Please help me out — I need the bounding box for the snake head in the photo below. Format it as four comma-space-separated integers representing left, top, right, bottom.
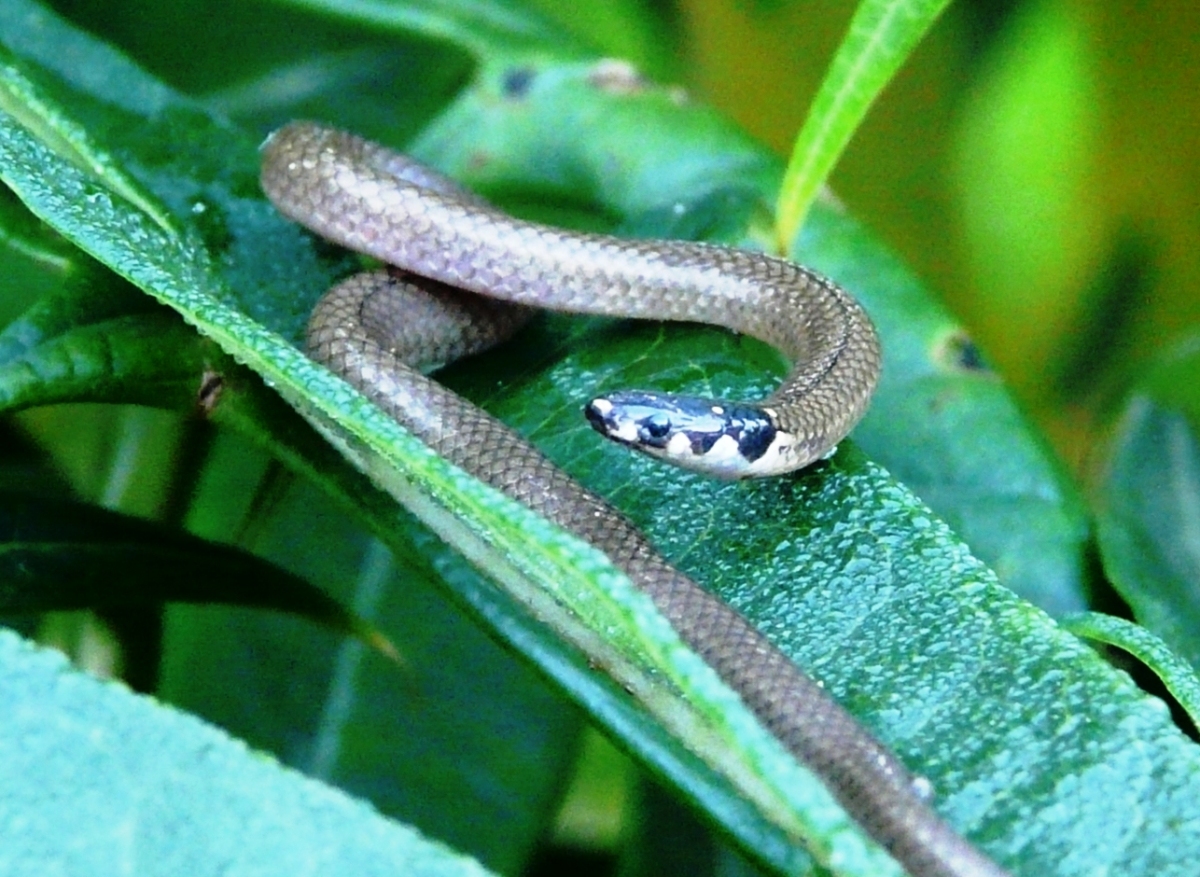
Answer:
585, 391, 785, 479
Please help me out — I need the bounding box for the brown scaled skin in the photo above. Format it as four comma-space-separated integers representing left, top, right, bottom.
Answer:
261, 121, 1012, 877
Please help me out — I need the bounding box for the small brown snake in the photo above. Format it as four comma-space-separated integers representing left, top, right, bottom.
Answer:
260, 121, 1012, 877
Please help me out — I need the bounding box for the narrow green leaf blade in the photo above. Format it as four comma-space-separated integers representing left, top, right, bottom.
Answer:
1062, 612, 1200, 731
0, 281, 210, 415
776, 0, 953, 248
0, 489, 387, 649
265, 0, 577, 58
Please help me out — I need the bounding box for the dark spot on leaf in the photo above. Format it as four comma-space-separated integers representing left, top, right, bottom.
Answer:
502, 67, 536, 98
936, 329, 993, 375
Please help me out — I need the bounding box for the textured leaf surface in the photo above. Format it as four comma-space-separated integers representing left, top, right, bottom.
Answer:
0, 5, 580, 872
412, 51, 1089, 614
800, 210, 1089, 615
0, 628, 494, 877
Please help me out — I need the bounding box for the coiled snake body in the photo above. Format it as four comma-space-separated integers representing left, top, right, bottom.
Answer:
261, 121, 1010, 877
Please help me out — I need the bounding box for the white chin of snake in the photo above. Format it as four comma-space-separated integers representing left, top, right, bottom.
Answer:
658, 430, 805, 480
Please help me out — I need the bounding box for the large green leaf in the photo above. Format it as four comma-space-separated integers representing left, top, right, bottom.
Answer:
1, 2, 1194, 877
800, 210, 1090, 616
159, 474, 584, 874
0, 5, 582, 872
0, 8, 872, 873
0, 627, 494, 877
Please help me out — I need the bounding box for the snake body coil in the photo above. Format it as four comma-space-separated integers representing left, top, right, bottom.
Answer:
261, 121, 1011, 877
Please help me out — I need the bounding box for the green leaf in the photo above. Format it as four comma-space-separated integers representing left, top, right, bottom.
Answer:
776, 0, 954, 248
0, 627, 495, 877
0, 127, 578, 870
949, 0, 1102, 394
1092, 335, 1200, 673
410, 45, 1089, 614
524, 0, 679, 79
0, 275, 211, 414
1061, 612, 1200, 731
798, 209, 1090, 615
0, 8, 841, 873
0, 184, 79, 277
2, 3, 1195, 877
0, 489, 389, 647
159, 482, 583, 874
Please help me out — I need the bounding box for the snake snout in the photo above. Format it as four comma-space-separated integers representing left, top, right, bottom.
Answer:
585, 391, 687, 450
584, 396, 636, 445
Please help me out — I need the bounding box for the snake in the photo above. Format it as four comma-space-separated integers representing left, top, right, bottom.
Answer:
260, 121, 1011, 877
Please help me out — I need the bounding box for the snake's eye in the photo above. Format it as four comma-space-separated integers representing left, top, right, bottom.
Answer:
640, 412, 672, 441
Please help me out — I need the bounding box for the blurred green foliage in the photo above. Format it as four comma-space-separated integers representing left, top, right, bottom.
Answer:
686, 0, 1199, 463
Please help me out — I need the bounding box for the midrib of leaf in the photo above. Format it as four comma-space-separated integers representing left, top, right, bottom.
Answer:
0, 51, 177, 235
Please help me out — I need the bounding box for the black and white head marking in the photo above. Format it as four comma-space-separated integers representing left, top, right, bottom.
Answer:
585, 391, 802, 478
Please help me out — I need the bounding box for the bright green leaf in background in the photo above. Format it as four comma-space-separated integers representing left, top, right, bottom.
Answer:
1, 1, 1198, 876
950, 0, 1103, 405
